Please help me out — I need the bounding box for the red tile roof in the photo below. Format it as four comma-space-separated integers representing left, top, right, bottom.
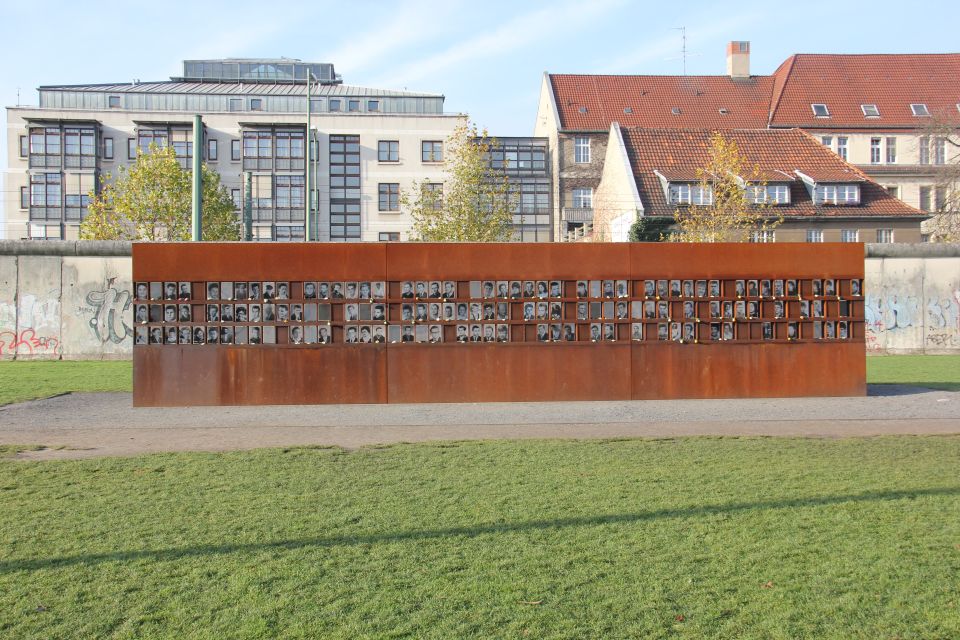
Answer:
619, 128, 926, 219
768, 54, 960, 128
550, 75, 773, 130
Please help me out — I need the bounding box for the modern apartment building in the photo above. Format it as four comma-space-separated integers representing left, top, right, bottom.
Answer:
535, 43, 959, 241
5, 58, 463, 241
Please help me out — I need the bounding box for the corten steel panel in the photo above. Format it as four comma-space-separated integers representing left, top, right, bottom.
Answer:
387, 343, 632, 403
629, 242, 864, 279
630, 342, 866, 400
133, 242, 387, 281
134, 346, 387, 406
387, 242, 632, 280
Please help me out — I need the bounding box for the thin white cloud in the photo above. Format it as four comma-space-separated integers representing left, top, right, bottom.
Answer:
368, 0, 628, 88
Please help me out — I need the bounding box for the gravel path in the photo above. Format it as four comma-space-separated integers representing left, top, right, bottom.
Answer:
1, 385, 957, 459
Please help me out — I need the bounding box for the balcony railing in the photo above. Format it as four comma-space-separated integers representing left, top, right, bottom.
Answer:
563, 207, 594, 223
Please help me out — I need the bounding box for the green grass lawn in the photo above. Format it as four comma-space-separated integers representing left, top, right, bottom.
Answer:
0, 355, 957, 406
1, 437, 959, 639
866, 354, 960, 391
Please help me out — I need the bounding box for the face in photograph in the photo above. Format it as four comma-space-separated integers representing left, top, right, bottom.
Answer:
682, 280, 693, 298
291, 304, 303, 321
709, 301, 720, 319
220, 327, 234, 344
415, 304, 428, 321
723, 322, 734, 340
497, 282, 509, 298
658, 323, 669, 340
345, 327, 359, 343
812, 279, 822, 297
813, 300, 823, 317
550, 303, 562, 320
786, 280, 797, 297
401, 282, 414, 299
483, 325, 495, 342
206, 282, 220, 301
603, 323, 616, 341
206, 304, 219, 322
656, 280, 668, 298
851, 279, 861, 296
373, 304, 386, 321
722, 301, 733, 319
274, 283, 288, 300
483, 303, 495, 320
164, 282, 177, 300
248, 326, 262, 344
773, 280, 784, 298
304, 282, 317, 299
457, 303, 468, 321
497, 324, 510, 343
537, 324, 550, 342
747, 301, 758, 318
135, 327, 148, 345
773, 301, 784, 318
658, 301, 669, 319
735, 301, 746, 319
536, 281, 549, 299
787, 323, 798, 340
509, 282, 522, 299
670, 280, 681, 297
839, 321, 848, 339
178, 282, 191, 300
576, 281, 589, 298
345, 282, 358, 299
430, 303, 442, 321
550, 324, 562, 341
372, 282, 386, 299
825, 279, 836, 296
470, 303, 482, 321
470, 325, 483, 342
178, 305, 191, 322
682, 323, 695, 342
632, 323, 643, 341
315, 282, 330, 300
359, 282, 372, 299
148, 327, 163, 344
615, 280, 628, 298
318, 326, 331, 344
221, 304, 234, 322
135, 304, 149, 324
373, 326, 386, 343
537, 302, 548, 320
443, 281, 457, 299
262, 282, 276, 300
497, 303, 509, 321
249, 304, 262, 322
735, 280, 745, 297
401, 304, 413, 322
235, 305, 248, 322
695, 280, 707, 298
590, 324, 601, 341
683, 301, 695, 319
165, 327, 178, 344
331, 283, 344, 299
760, 280, 771, 297
563, 324, 576, 342
644, 280, 655, 298
709, 280, 720, 297
456, 325, 469, 342
193, 327, 206, 344
799, 301, 809, 318
644, 301, 655, 319
247, 282, 260, 300
825, 321, 835, 338
523, 303, 535, 321
359, 326, 372, 343
523, 281, 535, 298
747, 280, 758, 297
616, 301, 628, 319
429, 282, 442, 299
710, 323, 720, 341
483, 281, 495, 298
602, 280, 614, 299
550, 281, 563, 298
577, 303, 588, 321
135, 282, 149, 300
207, 327, 219, 344
670, 323, 681, 341
263, 304, 276, 321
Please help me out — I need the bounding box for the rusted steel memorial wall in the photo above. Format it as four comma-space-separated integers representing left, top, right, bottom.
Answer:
132, 242, 866, 406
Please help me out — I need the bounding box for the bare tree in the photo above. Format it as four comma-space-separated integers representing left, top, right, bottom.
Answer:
917, 114, 960, 242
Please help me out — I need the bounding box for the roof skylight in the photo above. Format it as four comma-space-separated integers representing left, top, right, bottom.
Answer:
911, 103, 930, 116
811, 103, 830, 117
861, 104, 879, 117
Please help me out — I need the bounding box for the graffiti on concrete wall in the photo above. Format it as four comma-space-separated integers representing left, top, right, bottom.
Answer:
80, 277, 133, 344
865, 284, 960, 351
925, 287, 960, 349
0, 329, 61, 356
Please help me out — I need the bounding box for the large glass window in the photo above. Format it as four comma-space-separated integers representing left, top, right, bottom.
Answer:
170, 129, 193, 167
378, 183, 400, 211
886, 137, 897, 163
274, 130, 305, 171
806, 229, 824, 243
870, 138, 881, 164
275, 175, 305, 222
747, 184, 789, 204
29, 173, 62, 221
919, 136, 930, 164
669, 183, 712, 205
421, 140, 443, 162
103, 137, 114, 160
572, 188, 593, 208
836, 137, 848, 161
243, 131, 272, 171
841, 229, 860, 242
378, 140, 399, 162
574, 137, 591, 163
876, 229, 894, 243
29, 127, 61, 168
919, 186, 932, 211
750, 230, 776, 243
61, 127, 95, 169
329, 135, 361, 241
816, 184, 860, 205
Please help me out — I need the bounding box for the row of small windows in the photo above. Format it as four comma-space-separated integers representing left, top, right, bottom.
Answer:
667, 183, 794, 206
753, 229, 893, 243
109, 94, 385, 114
377, 140, 445, 163
824, 135, 947, 165
811, 102, 954, 118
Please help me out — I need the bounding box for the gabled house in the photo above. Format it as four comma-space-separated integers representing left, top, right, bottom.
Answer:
592, 125, 927, 242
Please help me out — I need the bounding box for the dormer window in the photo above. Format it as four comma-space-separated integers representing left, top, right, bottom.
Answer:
911, 103, 930, 116
811, 104, 830, 117
578, 106, 588, 114
861, 104, 879, 117
815, 184, 860, 205
624, 107, 633, 114
747, 184, 790, 204
671, 107, 682, 115
669, 183, 713, 205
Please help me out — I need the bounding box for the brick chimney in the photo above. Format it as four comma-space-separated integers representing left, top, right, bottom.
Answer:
727, 41, 750, 79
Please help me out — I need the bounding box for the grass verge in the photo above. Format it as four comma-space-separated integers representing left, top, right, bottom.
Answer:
0, 361, 131, 405
866, 354, 960, 391
1, 437, 958, 638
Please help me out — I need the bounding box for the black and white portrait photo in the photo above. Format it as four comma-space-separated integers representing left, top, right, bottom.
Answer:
709, 280, 720, 297
603, 323, 615, 341
812, 279, 823, 297
483, 281, 496, 298
497, 281, 509, 298
509, 281, 522, 299
470, 303, 482, 321
262, 282, 276, 300
682, 280, 693, 298
344, 326, 359, 343
576, 280, 589, 298
537, 302, 549, 320
179, 304, 191, 322
498, 324, 511, 343
536, 281, 549, 299
787, 322, 798, 340
786, 279, 798, 297
372, 281, 386, 299
483, 325, 496, 342
631, 323, 643, 341
470, 325, 483, 342
658, 323, 669, 341
683, 301, 695, 319
456, 325, 469, 342
523, 303, 535, 321
359, 282, 372, 300
483, 303, 495, 321
347, 303, 363, 322
372, 304, 386, 321
773, 301, 784, 319
165, 327, 178, 344
318, 326, 332, 344
813, 300, 824, 318
135, 326, 148, 345
415, 303, 428, 322
550, 302, 562, 320
670, 322, 681, 342
773, 280, 784, 298
825, 321, 836, 339
799, 300, 810, 318
760, 280, 771, 298
429, 281, 442, 299
709, 301, 720, 319
135, 304, 149, 324
263, 303, 276, 322
248, 326, 262, 345
577, 302, 589, 321
373, 326, 386, 343
401, 281, 414, 299
563, 324, 576, 342
656, 280, 668, 298
657, 301, 669, 319
682, 322, 695, 342
135, 282, 149, 301
331, 282, 345, 299
401, 304, 414, 322
497, 302, 509, 321
206, 327, 219, 344
616, 280, 628, 298
550, 324, 562, 341
249, 304, 262, 323
221, 304, 234, 322
735, 280, 745, 298
430, 303, 443, 321
247, 282, 260, 300
644, 301, 656, 319
443, 281, 457, 299
710, 323, 720, 341
457, 303, 469, 321
303, 282, 317, 299
590, 323, 602, 341
550, 281, 563, 298
537, 323, 550, 342
695, 280, 707, 298
164, 282, 177, 300
838, 321, 848, 339
206, 304, 219, 323
722, 301, 733, 319
602, 280, 615, 299
644, 280, 655, 298
825, 279, 836, 296
523, 281, 536, 298
762, 322, 773, 340
359, 326, 372, 344
220, 327, 234, 344
193, 327, 206, 344
179, 282, 192, 300
345, 282, 358, 300
428, 325, 444, 343
290, 304, 303, 321
747, 301, 759, 319
670, 280, 681, 297
735, 301, 746, 319
206, 282, 220, 301
747, 280, 758, 297
851, 279, 861, 297
723, 322, 734, 341
616, 301, 628, 319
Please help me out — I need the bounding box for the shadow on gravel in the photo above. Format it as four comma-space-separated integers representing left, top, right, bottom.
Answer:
867, 384, 950, 397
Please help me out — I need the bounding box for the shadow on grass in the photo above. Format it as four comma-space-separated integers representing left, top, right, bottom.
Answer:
3, 485, 958, 575
869, 383, 960, 395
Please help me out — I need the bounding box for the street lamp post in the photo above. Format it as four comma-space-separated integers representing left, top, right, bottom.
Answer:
305, 71, 315, 241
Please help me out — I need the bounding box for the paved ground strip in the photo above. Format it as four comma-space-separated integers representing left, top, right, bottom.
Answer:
1, 385, 957, 459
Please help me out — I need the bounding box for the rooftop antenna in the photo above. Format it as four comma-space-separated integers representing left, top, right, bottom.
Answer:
666, 27, 700, 75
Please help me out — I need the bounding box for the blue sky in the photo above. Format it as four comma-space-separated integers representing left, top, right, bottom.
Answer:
2, 0, 959, 227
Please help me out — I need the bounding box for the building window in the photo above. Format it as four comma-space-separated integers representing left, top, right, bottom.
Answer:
821, 136, 832, 148
750, 230, 776, 243
231, 189, 241, 209
170, 129, 193, 166
886, 137, 897, 163
378, 140, 399, 162
935, 186, 947, 211
747, 184, 789, 204
275, 225, 305, 242
348, 99, 360, 112
137, 128, 168, 154
128, 138, 136, 159
574, 137, 590, 163
367, 100, 379, 112
816, 184, 860, 205
250, 98, 263, 111
309, 98, 323, 112
30, 173, 61, 212
108, 95, 121, 108
207, 138, 218, 161
806, 229, 824, 243
243, 131, 272, 171
423, 183, 443, 210
919, 186, 932, 211
329, 134, 361, 241
421, 140, 443, 162
919, 136, 930, 164
378, 183, 400, 211
103, 137, 114, 160
29, 127, 61, 168
20, 187, 28, 209
669, 183, 712, 205
60, 127, 96, 169
836, 137, 848, 161
572, 187, 593, 208
877, 229, 895, 243
811, 104, 830, 117
870, 138, 881, 164
378, 232, 400, 242
861, 104, 879, 117
228, 98, 242, 112
329, 99, 341, 112
885, 185, 900, 199
274, 130, 306, 171
933, 137, 946, 165
841, 229, 859, 243
275, 175, 305, 221
911, 104, 929, 117
231, 139, 241, 161
19, 136, 28, 158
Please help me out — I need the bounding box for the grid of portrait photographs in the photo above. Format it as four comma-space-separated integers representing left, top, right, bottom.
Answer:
132, 277, 863, 346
